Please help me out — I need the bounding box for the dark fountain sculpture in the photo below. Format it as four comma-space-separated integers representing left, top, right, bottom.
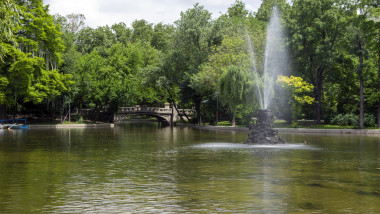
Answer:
245, 109, 286, 144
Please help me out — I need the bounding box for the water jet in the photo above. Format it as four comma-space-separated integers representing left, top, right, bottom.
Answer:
246, 7, 288, 144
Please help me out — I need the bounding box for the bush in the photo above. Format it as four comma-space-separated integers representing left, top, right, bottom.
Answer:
331, 113, 376, 128
331, 113, 359, 127
364, 114, 376, 127
71, 114, 83, 123
291, 122, 299, 128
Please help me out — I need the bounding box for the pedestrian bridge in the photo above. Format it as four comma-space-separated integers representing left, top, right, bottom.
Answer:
113, 104, 194, 125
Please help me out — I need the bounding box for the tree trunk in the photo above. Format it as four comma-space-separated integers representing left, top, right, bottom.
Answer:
216, 94, 219, 126
0, 104, 6, 119
357, 33, 364, 129
377, 29, 380, 128
172, 101, 187, 123
232, 112, 236, 127
315, 68, 323, 124
195, 100, 201, 125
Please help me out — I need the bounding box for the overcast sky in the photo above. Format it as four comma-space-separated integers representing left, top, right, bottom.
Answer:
44, 0, 264, 28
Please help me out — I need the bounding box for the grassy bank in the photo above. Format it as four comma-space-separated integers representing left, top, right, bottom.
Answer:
205, 120, 379, 130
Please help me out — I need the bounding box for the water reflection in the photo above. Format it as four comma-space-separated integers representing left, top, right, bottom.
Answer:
0, 123, 380, 213
192, 142, 317, 150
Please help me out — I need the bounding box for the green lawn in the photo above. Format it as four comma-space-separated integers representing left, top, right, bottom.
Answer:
273, 120, 355, 129
207, 120, 378, 129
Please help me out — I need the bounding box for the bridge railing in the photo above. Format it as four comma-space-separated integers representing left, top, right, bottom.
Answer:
118, 107, 172, 114
118, 106, 195, 116
177, 109, 195, 116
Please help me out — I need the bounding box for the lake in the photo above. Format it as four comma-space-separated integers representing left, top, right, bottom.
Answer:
1, 121, 380, 213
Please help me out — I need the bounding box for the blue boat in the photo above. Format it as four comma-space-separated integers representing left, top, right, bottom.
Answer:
0, 119, 29, 129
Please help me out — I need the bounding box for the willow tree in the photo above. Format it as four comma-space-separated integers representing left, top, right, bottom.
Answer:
219, 65, 254, 127
1, 0, 71, 119
0, 0, 19, 117
0, 0, 19, 60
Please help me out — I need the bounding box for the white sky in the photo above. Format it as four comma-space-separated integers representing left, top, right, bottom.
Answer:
44, 0, 264, 28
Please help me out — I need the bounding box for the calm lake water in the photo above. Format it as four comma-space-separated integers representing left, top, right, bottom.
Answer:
1, 122, 380, 213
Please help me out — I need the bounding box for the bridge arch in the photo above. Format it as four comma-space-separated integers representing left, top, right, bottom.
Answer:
115, 112, 171, 126
113, 105, 194, 126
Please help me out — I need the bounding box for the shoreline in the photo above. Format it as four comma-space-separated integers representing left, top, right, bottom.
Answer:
29, 123, 114, 129
13, 122, 380, 134
175, 123, 380, 135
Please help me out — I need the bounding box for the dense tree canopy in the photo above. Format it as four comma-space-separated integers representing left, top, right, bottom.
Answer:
1, 0, 379, 128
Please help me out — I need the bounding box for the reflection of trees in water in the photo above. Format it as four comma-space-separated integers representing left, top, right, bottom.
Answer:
2, 126, 380, 212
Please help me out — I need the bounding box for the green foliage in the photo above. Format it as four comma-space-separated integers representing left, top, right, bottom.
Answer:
219, 65, 255, 126
0, 0, 71, 110
331, 113, 360, 127
70, 114, 83, 123
191, 33, 250, 95
0, 76, 9, 103
286, 0, 350, 123
0, 0, 19, 60
277, 75, 314, 104
330, 113, 375, 127
1, 0, 379, 126
276, 75, 314, 124
151, 23, 174, 52
228, 0, 249, 19
256, 0, 289, 21
174, 3, 212, 75
131, 19, 153, 44
364, 114, 376, 127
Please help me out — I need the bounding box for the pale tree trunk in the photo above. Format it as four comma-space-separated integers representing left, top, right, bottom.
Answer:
232, 112, 236, 127
315, 68, 323, 124
357, 33, 364, 129
172, 101, 187, 123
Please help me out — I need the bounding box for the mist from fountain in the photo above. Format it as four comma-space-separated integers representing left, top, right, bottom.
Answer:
245, 7, 289, 145
246, 31, 264, 109
247, 7, 288, 110
263, 7, 289, 109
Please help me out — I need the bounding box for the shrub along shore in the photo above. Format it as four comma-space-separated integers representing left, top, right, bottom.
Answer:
175, 123, 380, 135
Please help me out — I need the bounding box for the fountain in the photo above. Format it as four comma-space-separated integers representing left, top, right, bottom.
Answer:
245, 109, 285, 144
246, 7, 288, 145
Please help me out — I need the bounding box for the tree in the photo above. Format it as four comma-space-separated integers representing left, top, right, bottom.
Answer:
256, 0, 288, 21
76, 25, 115, 56
131, 19, 153, 44
111, 22, 132, 45
174, 3, 212, 74
151, 23, 174, 52
286, 0, 348, 124
228, 0, 249, 19
54, 13, 85, 50
358, 0, 380, 127
276, 75, 314, 126
219, 65, 254, 127
0, 0, 19, 61
341, 0, 379, 128
1, 0, 71, 119
191, 33, 250, 97
170, 3, 214, 123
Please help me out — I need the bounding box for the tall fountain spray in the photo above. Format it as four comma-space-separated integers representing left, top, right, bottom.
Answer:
263, 7, 289, 109
246, 7, 288, 145
245, 31, 264, 109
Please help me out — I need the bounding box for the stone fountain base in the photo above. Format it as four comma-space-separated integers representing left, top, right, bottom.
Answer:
245, 109, 285, 144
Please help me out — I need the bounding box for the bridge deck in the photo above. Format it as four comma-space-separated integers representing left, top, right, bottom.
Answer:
115, 106, 195, 124
118, 107, 194, 115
